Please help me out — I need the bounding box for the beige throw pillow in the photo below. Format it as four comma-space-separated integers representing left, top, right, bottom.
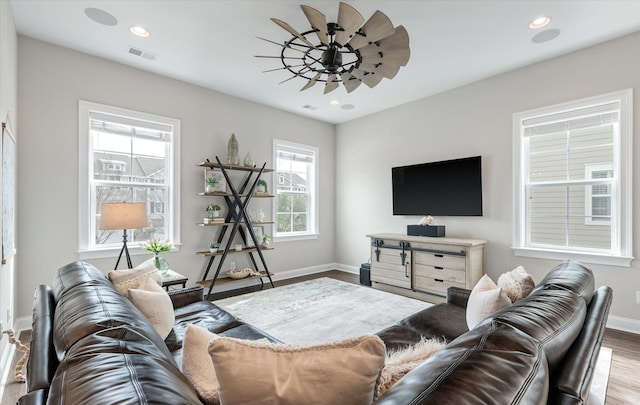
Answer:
108, 258, 162, 295
128, 276, 175, 339
497, 265, 536, 303
466, 274, 511, 329
182, 325, 221, 405
208, 335, 386, 405
376, 338, 446, 399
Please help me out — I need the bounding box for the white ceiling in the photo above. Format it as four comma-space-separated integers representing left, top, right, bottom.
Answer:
10, 0, 640, 124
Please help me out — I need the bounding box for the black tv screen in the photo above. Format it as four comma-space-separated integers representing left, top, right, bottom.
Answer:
392, 156, 483, 216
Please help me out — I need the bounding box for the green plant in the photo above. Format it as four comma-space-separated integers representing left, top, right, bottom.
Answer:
209, 241, 220, 249
206, 204, 221, 212
257, 179, 268, 192
261, 233, 270, 243
141, 238, 172, 253
206, 177, 217, 186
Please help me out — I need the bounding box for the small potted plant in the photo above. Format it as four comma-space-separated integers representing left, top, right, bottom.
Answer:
261, 233, 271, 249
206, 204, 221, 221
141, 238, 172, 275
205, 177, 218, 193
208, 241, 220, 253
256, 179, 268, 193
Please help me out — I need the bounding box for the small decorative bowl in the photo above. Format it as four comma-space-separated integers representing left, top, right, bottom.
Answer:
227, 268, 251, 279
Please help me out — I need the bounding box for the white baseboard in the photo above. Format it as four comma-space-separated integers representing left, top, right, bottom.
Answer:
607, 315, 640, 334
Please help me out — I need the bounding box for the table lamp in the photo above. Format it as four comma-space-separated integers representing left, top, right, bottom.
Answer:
100, 202, 148, 269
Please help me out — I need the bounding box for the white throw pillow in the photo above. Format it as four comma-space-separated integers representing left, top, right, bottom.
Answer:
128, 276, 175, 339
466, 274, 511, 329
108, 258, 162, 295
182, 325, 221, 405
208, 335, 386, 405
497, 265, 536, 303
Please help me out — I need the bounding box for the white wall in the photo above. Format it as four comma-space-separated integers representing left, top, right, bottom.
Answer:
0, 0, 18, 372
16, 36, 335, 317
336, 32, 640, 326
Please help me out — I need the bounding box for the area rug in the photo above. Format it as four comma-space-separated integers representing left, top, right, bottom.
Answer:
215, 277, 431, 345
215, 277, 612, 404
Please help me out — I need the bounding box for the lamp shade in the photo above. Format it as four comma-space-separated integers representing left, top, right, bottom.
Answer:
100, 202, 148, 230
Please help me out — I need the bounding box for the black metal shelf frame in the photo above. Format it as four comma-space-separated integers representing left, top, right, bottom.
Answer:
200, 156, 275, 299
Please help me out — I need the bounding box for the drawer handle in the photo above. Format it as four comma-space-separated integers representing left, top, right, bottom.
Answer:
434, 279, 444, 283
434, 254, 444, 258
434, 266, 444, 270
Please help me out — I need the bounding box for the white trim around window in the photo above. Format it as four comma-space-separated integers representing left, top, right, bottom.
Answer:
78, 100, 181, 259
512, 89, 633, 267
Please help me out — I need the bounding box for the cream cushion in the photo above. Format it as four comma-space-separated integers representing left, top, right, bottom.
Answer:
127, 276, 175, 339
182, 325, 221, 405
466, 274, 511, 329
497, 265, 536, 303
108, 258, 162, 295
208, 335, 386, 405
376, 337, 446, 399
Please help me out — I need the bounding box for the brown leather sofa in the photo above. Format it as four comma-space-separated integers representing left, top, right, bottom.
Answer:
19, 260, 611, 405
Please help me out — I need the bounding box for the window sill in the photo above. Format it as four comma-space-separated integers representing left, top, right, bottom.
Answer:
511, 246, 633, 267
273, 233, 319, 243
78, 245, 181, 260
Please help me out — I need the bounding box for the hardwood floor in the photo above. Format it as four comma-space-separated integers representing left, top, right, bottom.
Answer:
3, 271, 639, 404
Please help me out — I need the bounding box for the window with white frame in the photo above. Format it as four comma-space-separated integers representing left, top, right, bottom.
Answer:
512, 89, 632, 266
273, 139, 318, 239
78, 101, 181, 256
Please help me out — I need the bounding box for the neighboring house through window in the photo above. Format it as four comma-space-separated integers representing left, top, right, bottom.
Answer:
273, 139, 318, 240
512, 89, 632, 266
78, 101, 181, 257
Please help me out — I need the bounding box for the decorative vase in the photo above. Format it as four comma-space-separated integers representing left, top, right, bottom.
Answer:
261, 240, 270, 249
227, 133, 239, 165
153, 253, 170, 276
244, 151, 254, 167
206, 184, 215, 193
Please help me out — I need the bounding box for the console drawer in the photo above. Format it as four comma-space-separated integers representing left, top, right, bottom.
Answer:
370, 247, 411, 289
413, 274, 465, 296
415, 264, 466, 284
414, 251, 466, 270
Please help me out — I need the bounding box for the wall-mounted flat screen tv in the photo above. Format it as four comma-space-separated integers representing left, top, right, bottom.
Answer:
392, 156, 483, 216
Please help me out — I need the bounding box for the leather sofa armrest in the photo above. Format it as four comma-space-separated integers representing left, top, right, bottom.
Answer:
18, 389, 47, 405
446, 287, 471, 308
168, 286, 204, 308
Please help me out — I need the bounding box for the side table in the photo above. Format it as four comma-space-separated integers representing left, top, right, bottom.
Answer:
161, 269, 188, 291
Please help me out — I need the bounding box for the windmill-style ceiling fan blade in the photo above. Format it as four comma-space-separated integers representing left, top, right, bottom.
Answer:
300, 72, 322, 91
300, 5, 329, 46
340, 72, 362, 93
263, 63, 306, 73
270, 18, 315, 48
359, 26, 410, 66
360, 48, 410, 67
335, 2, 365, 46
324, 74, 339, 94
256, 36, 306, 53
279, 75, 300, 84
358, 63, 400, 79
347, 10, 395, 50
351, 69, 383, 88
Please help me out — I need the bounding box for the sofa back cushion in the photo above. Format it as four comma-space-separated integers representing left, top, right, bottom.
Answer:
491, 288, 586, 371
53, 280, 172, 362
52, 261, 112, 299
532, 261, 595, 304
373, 322, 549, 405
47, 326, 202, 405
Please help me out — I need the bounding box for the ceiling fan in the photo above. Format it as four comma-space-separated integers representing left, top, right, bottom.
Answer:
256, 2, 410, 94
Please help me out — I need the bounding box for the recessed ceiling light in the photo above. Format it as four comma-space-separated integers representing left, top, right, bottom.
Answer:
529, 16, 551, 30
329, 100, 340, 106
130, 25, 151, 38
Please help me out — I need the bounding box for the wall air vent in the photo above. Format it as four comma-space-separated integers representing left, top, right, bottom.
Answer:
303, 105, 319, 111
128, 46, 157, 61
